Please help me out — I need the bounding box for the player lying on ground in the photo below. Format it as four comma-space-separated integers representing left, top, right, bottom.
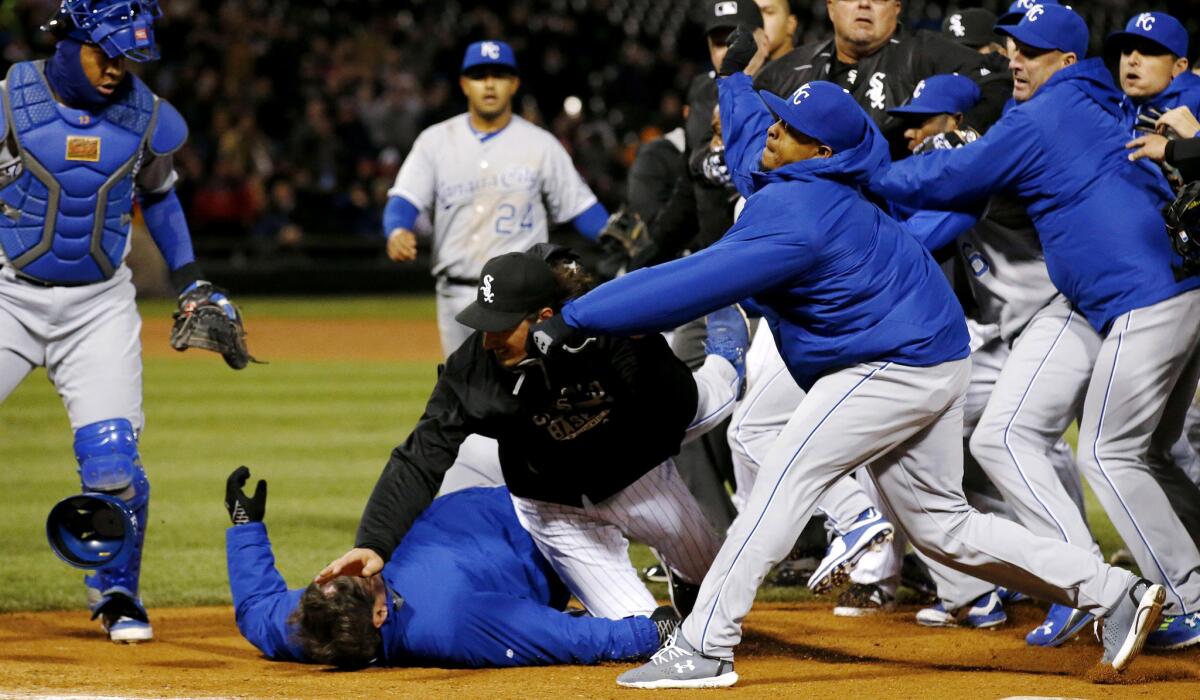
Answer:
318, 244, 749, 621
527, 43, 1165, 689
225, 468, 678, 668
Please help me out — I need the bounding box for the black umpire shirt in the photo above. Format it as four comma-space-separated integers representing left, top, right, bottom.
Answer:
355, 331, 699, 561
755, 25, 1012, 159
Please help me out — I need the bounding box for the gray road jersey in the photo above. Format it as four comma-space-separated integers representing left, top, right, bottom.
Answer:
389, 113, 597, 280
958, 199, 1066, 341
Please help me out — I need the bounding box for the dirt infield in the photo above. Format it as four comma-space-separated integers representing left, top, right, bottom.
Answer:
1, 603, 1196, 699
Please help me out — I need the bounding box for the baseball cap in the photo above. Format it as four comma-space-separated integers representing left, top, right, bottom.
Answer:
455, 252, 559, 332
757, 81, 870, 153
996, 0, 1059, 27
888, 74, 982, 117
1106, 13, 1188, 59
942, 8, 999, 49
704, 0, 763, 36
995, 4, 1089, 58
461, 40, 518, 75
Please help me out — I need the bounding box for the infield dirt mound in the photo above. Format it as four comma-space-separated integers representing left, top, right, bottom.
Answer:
1, 603, 1196, 698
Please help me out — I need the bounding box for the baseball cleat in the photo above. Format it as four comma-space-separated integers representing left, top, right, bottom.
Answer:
1026, 604, 1093, 647
916, 591, 1007, 629
642, 563, 669, 583
833, 582, 896, 617
616, 631, 738, 689
703, 304, 751, 399
1145, 612, 1200, 650
1099, 579, 1165, 672
996, 587, 1030, 605
106, 616, 154, 643
649, 605, 682, 646
90, 588, 153, 643
807, 508, 894, 594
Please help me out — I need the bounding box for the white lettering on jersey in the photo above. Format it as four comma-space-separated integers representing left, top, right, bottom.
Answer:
847, 69, 858, 85
867, 72, 886, 110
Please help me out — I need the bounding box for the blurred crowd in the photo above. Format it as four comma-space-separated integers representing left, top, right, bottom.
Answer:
0, 0, 1188, 261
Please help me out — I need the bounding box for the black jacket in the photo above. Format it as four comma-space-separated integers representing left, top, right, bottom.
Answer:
1167, 137, 1200, 183
755, 26, 1012, 158
355, 331, 699, 560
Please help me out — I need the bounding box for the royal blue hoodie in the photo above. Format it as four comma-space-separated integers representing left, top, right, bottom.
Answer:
871, 58, 1200, 333
1120, 70, 1200, 136
562, 73, 968, 391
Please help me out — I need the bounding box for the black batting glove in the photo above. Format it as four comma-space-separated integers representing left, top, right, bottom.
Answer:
719, 24, 758, 77
527, 315, 597, 357
225, 466, 267, 525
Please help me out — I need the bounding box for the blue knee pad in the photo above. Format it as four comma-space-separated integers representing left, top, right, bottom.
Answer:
74, 419, 150, 600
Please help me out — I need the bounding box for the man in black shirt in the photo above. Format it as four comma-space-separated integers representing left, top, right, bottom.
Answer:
319, 245, 749, 621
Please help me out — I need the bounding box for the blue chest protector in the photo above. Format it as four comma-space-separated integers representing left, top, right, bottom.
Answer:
0, 61, 185, 284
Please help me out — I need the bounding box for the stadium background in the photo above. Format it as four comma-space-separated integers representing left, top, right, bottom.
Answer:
0, 1, 1199, 696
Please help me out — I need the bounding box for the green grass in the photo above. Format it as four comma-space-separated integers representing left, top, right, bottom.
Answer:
0, 296, 1129, 613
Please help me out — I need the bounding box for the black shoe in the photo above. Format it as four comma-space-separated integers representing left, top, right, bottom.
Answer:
663, 568, 700, 618
642, 564, 669, 583
833, 583, 896, 617
650, 605, 681, 645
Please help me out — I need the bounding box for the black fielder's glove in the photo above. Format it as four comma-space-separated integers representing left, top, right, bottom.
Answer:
719, 24, 758, 76
170, 282, 260, 370
595, 207, 650, 280
225, 466, 267, 525
1165, 180, 1200, 278
914, 127, 980, 155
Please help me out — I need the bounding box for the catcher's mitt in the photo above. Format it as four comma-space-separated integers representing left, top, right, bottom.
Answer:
169, 283, 259, 370
598, 207, 649, 259
1166, 180, 1200, 279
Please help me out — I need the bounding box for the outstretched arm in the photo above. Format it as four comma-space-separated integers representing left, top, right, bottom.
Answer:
226, 523, 307, 662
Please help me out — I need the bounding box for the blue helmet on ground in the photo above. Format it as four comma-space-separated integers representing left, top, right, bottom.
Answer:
45, 0, 162, 62
46, 493, 139, 569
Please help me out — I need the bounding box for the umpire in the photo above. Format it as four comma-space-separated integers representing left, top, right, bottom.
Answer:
755, 0, 1011, 158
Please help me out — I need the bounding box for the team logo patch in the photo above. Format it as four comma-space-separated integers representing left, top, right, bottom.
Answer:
1135, 13, 1155, 32
134, 27, 148, 42
481, 41, 501, 60
480, 274, 496, 303
791, 84, 812, 105
867, 72, 887, 110
65, 136, 101, 162
714, 1, 738, 17
1025, 5, 1045, 22
913, 79, 926, 99
948, 14, 965, 37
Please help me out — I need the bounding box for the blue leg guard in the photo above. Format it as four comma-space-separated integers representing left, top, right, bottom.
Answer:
74, 419, 150, 623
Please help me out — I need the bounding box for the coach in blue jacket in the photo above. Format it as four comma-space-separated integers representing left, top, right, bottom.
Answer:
223, 468, 669, 668
870, 4, 1200, 643
526, 46, 1163, 684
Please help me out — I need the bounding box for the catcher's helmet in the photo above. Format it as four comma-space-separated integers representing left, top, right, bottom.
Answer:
46, 493, 138, 569
43, 0, 162, 62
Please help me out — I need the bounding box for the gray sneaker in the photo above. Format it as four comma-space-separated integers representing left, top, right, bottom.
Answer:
616, 631, 738, 689
1099, 578, 1166, 672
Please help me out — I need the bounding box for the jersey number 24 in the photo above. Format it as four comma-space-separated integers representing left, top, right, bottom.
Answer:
495, 203, 535, 236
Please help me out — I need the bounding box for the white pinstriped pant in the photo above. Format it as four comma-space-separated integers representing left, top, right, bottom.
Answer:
510, 356, 738, 619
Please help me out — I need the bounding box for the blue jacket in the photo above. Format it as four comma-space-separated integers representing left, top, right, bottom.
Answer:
1120, 70, 1200, 136
562, 73, 969, 391
871, 58, 1200, 333
226, 486, 658, 667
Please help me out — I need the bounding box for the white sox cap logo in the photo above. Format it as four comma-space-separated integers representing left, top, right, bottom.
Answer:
481, 41, 501, 60
1026, 5, 1045, 22
481, 274, 496, 303
948, 14, 965, 37
791, 84, 811, 105
1136, 13, 1156, 32
714, 1, 738, 17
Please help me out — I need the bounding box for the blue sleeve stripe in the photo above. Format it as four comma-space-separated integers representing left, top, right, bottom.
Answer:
571, 202, 608, 241
384, 196, 420, 237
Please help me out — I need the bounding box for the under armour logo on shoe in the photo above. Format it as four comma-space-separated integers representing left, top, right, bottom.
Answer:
1033, 622, 1054, 636
1186, 613, 1199, 628
674, 660, 695, 673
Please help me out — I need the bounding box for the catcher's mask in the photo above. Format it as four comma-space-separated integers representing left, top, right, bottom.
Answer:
43, 0, 162, 62
46, 493, 138, 569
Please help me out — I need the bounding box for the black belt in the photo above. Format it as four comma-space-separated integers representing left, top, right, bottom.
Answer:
0, 264, 92, 288
440, 275, 479, 287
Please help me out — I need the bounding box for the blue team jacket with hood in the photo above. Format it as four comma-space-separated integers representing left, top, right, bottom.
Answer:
562, 73, 968, 392
1120, 70, 1200, 136
871, 58, 1200, 333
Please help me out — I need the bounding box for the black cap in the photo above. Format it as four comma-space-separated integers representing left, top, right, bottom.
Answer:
455, 252, 560, 332
942, 8, 999, 49
705, 0, 763, 36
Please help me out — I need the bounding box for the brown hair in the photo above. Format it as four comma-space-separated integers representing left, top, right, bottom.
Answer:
288, 578, 380, 668
547, 253, 596, 310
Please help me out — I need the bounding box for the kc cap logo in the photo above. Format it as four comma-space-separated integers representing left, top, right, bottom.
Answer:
1026, 4, 1045, 22
913, 79, 926, 99
1016, 0, 1035, 9
715, 1, 738, 17
1135, 12, 1155, 31
481, 274, 496, 303
948, 14, 965, 37
791, 84, 812, 105
481, 41, 501, 59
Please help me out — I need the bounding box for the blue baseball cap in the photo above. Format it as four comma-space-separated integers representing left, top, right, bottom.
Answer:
1106, 13, 1188, 59
888, 74, 982, 117
461, 40, 518, 75
757, 81, 870, 153
996, 0, 1059, 27
996, 4, 1089, 58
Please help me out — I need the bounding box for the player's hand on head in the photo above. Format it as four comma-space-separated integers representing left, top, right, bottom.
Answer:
386, 229, 418, 262
1157, 106, 1200, 140
1126, 133, 1169, 164
225, 466, 267, 525
315, 548, 384, 584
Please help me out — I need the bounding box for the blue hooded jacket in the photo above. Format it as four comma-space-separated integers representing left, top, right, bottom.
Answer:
871, 58, 1199, 333
1120, 70, 1200, 136
562, 73, 968, 391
